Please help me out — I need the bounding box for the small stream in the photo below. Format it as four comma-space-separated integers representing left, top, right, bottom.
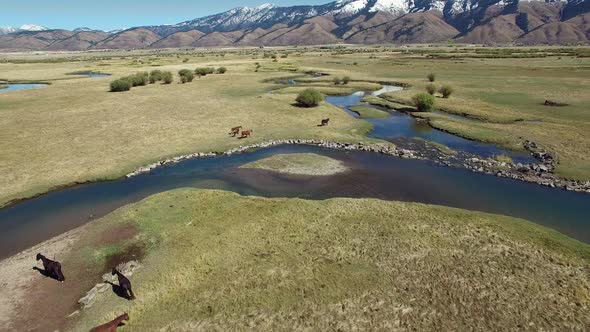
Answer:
326, 86, 535, 164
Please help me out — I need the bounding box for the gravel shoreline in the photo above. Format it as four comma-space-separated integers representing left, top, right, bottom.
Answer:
126, 139, 590, 194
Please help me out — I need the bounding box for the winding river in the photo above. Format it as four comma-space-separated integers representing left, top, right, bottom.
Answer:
0, 86, 588, 259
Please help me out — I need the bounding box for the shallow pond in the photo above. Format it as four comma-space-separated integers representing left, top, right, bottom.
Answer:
70, 72, 111, 78
0, 83, 48, 92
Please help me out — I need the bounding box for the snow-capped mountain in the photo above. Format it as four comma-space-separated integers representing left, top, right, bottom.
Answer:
0, 0, 587, 50
0, 24, 48, 35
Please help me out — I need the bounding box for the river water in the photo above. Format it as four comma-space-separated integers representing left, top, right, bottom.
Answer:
0, 85, 588, 259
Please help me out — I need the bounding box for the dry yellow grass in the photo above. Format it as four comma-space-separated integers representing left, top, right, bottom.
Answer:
0, 57, 375, 206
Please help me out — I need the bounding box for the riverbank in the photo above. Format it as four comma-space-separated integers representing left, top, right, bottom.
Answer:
3, 189, 589, 331
125, 139, 590, 194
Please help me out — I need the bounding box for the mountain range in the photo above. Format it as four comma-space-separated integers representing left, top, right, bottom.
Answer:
0, 0, 588, 51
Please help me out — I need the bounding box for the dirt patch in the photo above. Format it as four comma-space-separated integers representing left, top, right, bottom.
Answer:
0, 226, 85, 331
92, 222, 139, 247
102, 244, 145, 275
0, 220, 144, 331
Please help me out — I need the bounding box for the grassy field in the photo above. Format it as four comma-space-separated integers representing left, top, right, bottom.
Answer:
0, 54, 377, 207
297, 48, 590, 180
240, 152, 349, 176
1, 46, 589, 206
3, 189, 587, 331
349, 105, 390, 118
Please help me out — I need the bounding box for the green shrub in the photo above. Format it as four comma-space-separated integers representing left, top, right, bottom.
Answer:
439, 85, 454, 98
296, 88, 324, 107
427, 73, 436, 82
162, 71, 173, 84
412, 93, 435, 112
426, 83, 436, 95
195, 67, 215, 76
217, 67, 227, 74
149, 70, 163, 83
178, 69, 194, 83
342, 76, 351, 85
110, 79, 132, 92
129, 72, 148, 86
333, 77, 342, 85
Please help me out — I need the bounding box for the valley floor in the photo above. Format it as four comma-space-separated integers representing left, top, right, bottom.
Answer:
1, 46, 590, 331
1, 46, 589, 207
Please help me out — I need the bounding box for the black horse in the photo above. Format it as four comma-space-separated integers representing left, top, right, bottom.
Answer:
35, 253, 65, 282
112, 268, 136, 300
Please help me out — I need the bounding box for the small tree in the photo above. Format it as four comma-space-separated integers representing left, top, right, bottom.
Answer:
333, 77, 342, 85
217, 67, 227, 74
426, 83, 436, 95
162, 71, 173, 84
110, 79, 132, 92
412, 93, 435, 112
342, 76, 351, 85
439, 85, 454, 98
149, 70, 163, 84
195, 67, 215, 76
296, 88, 324, 108
427, 73, 436, 82
178, 69, 194, 83
128, 72, 148, 87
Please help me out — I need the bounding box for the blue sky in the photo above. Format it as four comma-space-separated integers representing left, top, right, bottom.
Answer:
1, 0, 330, 31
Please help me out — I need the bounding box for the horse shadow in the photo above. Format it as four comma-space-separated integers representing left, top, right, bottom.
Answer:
105, 281, 133, 301
32, 266, 61, 282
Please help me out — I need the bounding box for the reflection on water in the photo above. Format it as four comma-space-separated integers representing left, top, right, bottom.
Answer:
1, 145, 589, 259
326, 86, 535, 164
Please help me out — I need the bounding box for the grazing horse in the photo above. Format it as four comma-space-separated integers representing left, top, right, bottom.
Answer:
90, 313, 129, 332
320, 118, 330, 126
36, 253, 65, 282
112, 268, 136, 300
229, 126, 242, 137
240, 129, 253, 138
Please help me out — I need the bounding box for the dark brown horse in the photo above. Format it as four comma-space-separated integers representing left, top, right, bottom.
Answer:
112, 268, 136, 300
320, 118, 330, 126
240, 129, 253, 138
36, 253, 65, 282
90, 313, 129, 332
229, 126, 242, 137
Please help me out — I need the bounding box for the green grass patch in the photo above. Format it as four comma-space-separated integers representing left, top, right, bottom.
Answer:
67, 189, 590, 331
349, 105, 390, 118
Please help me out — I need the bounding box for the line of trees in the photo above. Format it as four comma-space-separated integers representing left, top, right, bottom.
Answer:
110, 70, 173, 92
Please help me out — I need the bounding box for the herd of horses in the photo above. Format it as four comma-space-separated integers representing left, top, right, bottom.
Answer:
35, 253, 132, 331
229, 118, 330, 138
229, 126, 253, 138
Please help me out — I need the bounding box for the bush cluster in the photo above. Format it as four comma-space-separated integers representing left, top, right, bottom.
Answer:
412, 93, 435, 112
439, 85, 454, 98
195, 67, 215, 76
178, 69, 195, 83
194, 67, 227, 76
296, 88, 324, 108
110, 70, 173, 92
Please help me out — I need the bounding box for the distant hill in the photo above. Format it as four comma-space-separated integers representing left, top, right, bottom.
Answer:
0, 0, 588, 51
